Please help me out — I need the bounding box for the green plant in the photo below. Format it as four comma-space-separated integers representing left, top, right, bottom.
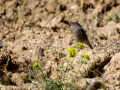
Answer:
81, 54, 90, 60
89, 63, 95, 69
33, 55, 78, 90
33, 62, 46, 81
33, 47, 95, 90
118, 12, 120, 18
33, 61, 63, 90
67, 48, 77, 57
99, 16, 103, 20
75, 43, 84, 49
33, 62, 38, 67
72, 60, 86, 82
81, 65, 95, 78
108, 16, 112, 22
107, 12, 120, 23
24, 76, 32, 83
114, 13, 119, 23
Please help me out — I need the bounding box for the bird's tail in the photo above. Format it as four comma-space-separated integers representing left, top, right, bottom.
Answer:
84, 40, 93, 49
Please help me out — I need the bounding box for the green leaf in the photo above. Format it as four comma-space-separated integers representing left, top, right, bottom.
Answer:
67, 68, 71, 71
81, 54, 90, 60
108, 16, 112, 22
90, 63, 95, 69
99, 16, 103, 20
118, 12, 120, 18
81, 60, 86, 63
60, 66, 66, 68
66, 58, 71, 63
69, 64, 73, 69
38, 61, 41, 68
43, 68, 49, 71
114, 13, 119, 23
56, 69, 60, 71
76, 61, 81, 63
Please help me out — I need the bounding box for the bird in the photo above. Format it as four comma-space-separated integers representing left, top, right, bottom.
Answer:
69, 22, 93, 49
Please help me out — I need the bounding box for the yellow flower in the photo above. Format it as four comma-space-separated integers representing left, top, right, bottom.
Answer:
75, 43, 84, 49
67, 48, 77, 57
82, 54, 90, 60
33, 62, 38, 67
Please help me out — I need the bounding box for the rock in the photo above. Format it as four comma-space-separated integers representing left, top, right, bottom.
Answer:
103, 52, 120, 89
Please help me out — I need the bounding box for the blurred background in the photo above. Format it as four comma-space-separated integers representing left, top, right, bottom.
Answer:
0, 0, 120, 90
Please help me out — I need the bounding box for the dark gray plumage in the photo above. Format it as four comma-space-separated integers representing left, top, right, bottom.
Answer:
70, 22, 93, 49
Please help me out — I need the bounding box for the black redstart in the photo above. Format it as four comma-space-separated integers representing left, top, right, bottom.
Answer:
70, 22, 93, 49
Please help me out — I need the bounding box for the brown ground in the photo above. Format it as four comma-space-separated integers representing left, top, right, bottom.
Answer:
0, 0, 120, 90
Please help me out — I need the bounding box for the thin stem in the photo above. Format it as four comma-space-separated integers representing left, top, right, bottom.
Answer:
72, 62, 83, 82
61, 64, 64, 89
63, 63, 69, 84
70, 57, 76, 68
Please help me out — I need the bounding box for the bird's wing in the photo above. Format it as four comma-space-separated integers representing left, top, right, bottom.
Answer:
80, 28, 93, 49
80, 27, 89, 40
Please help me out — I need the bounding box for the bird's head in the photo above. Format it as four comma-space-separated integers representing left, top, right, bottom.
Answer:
69, 22, 81, 29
